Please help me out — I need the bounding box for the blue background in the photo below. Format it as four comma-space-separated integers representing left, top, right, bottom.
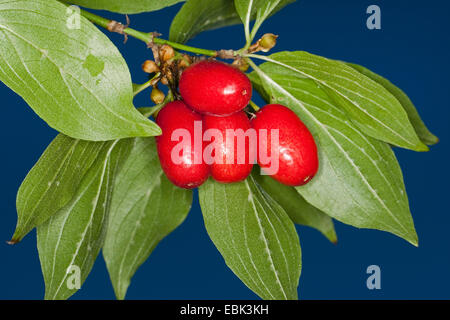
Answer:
0, 0, 449, 300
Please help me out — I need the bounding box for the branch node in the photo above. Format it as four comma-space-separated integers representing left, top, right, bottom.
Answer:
216, 49, 237, 60
147, 32, 162, 49
106, 15, 131, 43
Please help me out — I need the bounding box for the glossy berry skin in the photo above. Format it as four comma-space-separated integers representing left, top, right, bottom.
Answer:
251, 104, 319, 187
203, 112, 254, 183
156, 101, 209, 189
179, 60, 252, 116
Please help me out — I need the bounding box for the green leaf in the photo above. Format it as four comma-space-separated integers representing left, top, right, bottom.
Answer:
252, 170, 337, 244
170, 0, 295, 44
61, 0, 184, 14
347, 63, 438, 146
37, 139, 131, 300
0, 0, 160, 140
234, 0, 295, 42
103, 137, 192, 300
199, 177, 301, 300
12, 135, 107, 242
249, 52, 427, 151
251, 60, 418, 245
169, 0, 241, 44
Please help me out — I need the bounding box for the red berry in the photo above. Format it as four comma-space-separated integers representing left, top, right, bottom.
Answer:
179, 60, 252, 116
251, 104, 319, 186
203, 112, 255, 183
156, 101, 210, 189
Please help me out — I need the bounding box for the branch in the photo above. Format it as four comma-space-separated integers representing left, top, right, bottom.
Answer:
79, 9, 221, 57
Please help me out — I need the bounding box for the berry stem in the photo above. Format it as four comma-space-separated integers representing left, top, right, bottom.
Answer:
138, 91, 174, 118
133, 73, 161, 96
249, 100, 260, 111
78, 8, 218, 57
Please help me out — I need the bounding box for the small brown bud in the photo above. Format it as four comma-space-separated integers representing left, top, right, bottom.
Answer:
164, 69, 174, 82
259, 33, 278, 52
178, 54, 192, 68
142, 60, 159, 73
159, 44, 175, 62
160, 76, 169, 85
232, 58, 249, 72
151, 86, 165, 104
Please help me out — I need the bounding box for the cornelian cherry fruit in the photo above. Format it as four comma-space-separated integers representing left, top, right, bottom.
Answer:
251, 104, 319, 187
156, 101, 210, 189
179, 60, 252, 116
203, 112, 255, 183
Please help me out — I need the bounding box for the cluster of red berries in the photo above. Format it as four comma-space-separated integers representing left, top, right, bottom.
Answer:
155, 60, 319, 189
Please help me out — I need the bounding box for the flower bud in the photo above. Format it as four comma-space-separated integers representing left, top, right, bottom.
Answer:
259, 33, 278, 52
178, 54, 192, 68
232, 58, 249, 72
151, 86, 165, 104
160, 76, 169, 85
159, 44, 175, 62
142, 60, 159, 73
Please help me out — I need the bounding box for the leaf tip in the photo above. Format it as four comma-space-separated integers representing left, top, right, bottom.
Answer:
6, 238, 19, 245
8, 229, 23, 245
404, 231, 419, 247
112, 284, 128, 301
326, 232, 338, 245
414, 142, 429, 152
144, 123, 162, 137
9, 228, 25, 245
425, 135, 439, 146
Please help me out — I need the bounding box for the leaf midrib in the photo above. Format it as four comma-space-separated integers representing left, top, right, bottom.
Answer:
46, 141, 117, 298
253, 54, 418, 148
0, 23, 148, 131
254, 66, 412, 237
221, 182, 274, 299
280, 80, 405, 201
244, 179, 288, 299
19, 140, 81, 233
